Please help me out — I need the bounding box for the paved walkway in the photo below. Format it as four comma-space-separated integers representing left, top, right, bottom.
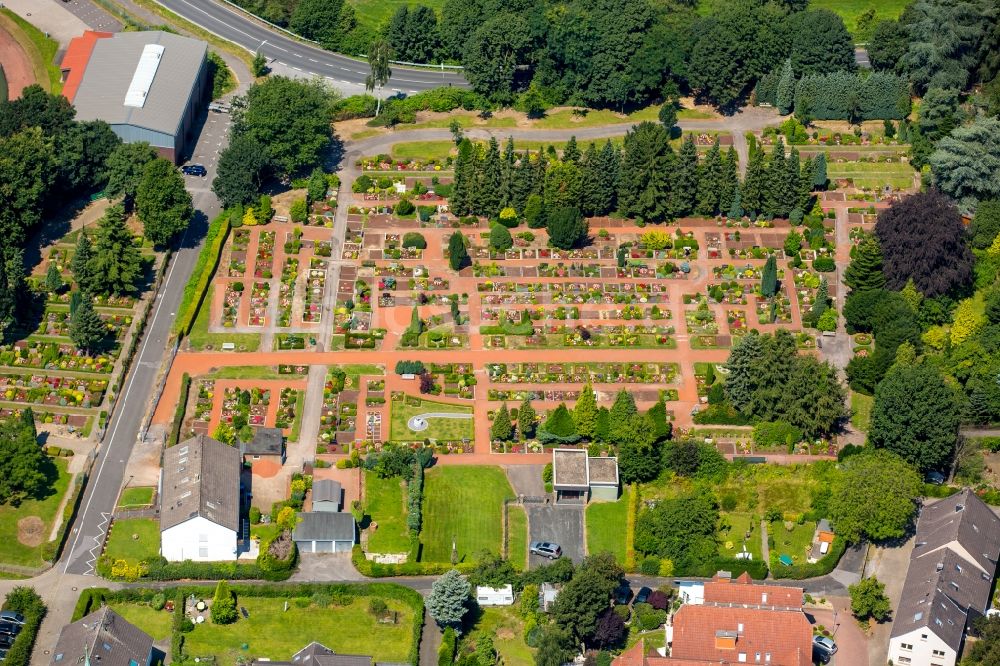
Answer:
5, 0, 88, 46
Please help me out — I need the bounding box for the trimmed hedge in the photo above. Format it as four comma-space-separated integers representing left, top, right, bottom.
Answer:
771, 536, 847, 579
2, 587, 46, 665
142, 556, 293, 582
624, 483, 638, 572
438, 626, 456, 666
168, 372, 191, 447
173, 212, 230, 335
351, 546, 475, 578
41, 470, 86, 563
677, 557, 769, 580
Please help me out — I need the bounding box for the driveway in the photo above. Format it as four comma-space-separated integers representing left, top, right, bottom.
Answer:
506, 465, 546, 497
807, 599, 870, 666
526, 504, 584, 566
290, 553, 366, 581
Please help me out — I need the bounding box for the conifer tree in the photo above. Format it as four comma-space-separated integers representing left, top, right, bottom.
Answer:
448, 231, 469, 271
672, 134, 699, 217
451, 139, 477, 216
798, 156, 815, 211
478, 137, 503, 217
696, 139, 723, 216
500, 138, 516, 210
72, 230, 95, 294
765, 138, 788, 218
761, 255, 778, 298
812, 152, 828, 190
728, 189, 744, 220
90, 204, 142, 296
517, 397, 536, 439
595, 140, 620, 216
719, 147, 740, 215
784, 147, 801, 217
491, 403, 513, 441
595, 407, 610, 442
407, 305, 423, 336
579, 142, 601, 216
573, 381, 599, 439
512, 150, 535, 214
45, 261, 62, 293
70, 297, 106, 353
776, 59, 794, 114
647, 399, 671, 441
608, 389, 638, 442
843, 234, 885, 294
563, 136, 581, 163
742, 145, 766, 217
808, 277, 830, 325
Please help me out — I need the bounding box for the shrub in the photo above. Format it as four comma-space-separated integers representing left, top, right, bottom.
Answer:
438, 626, 456, 666
813, 256, 836, 272
396, 199, 416, 216
640, 556, 661, 576
211, 580, 238, 624
249, 506, 261, 524
753, 421, 803, 447
151, 593, 167, 611
2, 587, 46, 665
633, 603, 667, 631
175, 212, 230, 334
402, 232, 427, 249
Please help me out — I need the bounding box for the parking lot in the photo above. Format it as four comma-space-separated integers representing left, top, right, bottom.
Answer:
526, 504, 584, 566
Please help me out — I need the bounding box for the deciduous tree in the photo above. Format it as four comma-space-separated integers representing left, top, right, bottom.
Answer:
829, 449, 921, 542
136, 158, 193, 246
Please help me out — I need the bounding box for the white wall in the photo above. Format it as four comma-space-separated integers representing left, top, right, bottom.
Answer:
888, 628, 957, 666
161, 516, 238, 562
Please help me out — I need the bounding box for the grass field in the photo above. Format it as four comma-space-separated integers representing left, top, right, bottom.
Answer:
585, 488, 629, 564
851, 392, 873, 432
0, 9, 61, 93
827, 160, 915, 190
348, 0, 445, 31
390, 397, 472, 442
695, 0, 908, 38
718, 512, 763, 561
508, 505, 527, 569
104, 518, 160, 564
365, 471, 411, 553
392, 140, 455, 162
465, 607, 535, 666
420, 466, 514, 563
117, 487, 155, 509
188, 284, 261, 352
182, 596, 414, 663
109, 603, 173, 641
0, 457, 69, 567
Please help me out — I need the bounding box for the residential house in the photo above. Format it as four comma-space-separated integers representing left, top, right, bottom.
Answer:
292, 511, 356, 553
160, 435, 242, 561
51, 607, 153, 666
251, 641, 372, 666
888, 489, 1000, 666
312, 479, 343, 512
614, 572, 811, 666
551, 449, 619, 503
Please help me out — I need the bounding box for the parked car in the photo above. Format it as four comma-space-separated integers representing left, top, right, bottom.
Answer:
208, 102, 229, 113
0, 612, 23, 626
0, 646, 7, 661
0, 622, 20, 637
181, 164, 207, 177
0, 635, 13, 650
529, 542, 562, 559
813, 635, 837, 655
925, 470, 946, 485
634, 586, 652, 605
812, 645, 831, 664
614, 582, 633, 605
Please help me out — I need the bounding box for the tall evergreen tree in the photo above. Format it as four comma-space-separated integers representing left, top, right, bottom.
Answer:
478, 137, 503, 217
70, 296, 106, 353
563, 136, 581, 163
843, 234, 886, 293
696, 139, 723, 216
765, 138, 788, 218
448, 231, 469, 271
761, 255, 778, 297
784, 147, 802, 216
500, 137, 516, 210
90, 204, 142, 296
491, 403, 513, 441
608, 389, 638, 441
618, 122, 673, 223
72, 230, 95, 294
719, 147, 740, 215
812, 152, 828, 190
725, 331, 766, 413
517, 397, 536, 440
776, 59, 795, 114
672, 134, 699, 217
45, 260, 62, 293
808, 277, 830, 325
742, 145, 766, 217
798, 156, 815, 211
512, 150, 535, 214
451, 139, 477, 216
595, 140, 620, 216
573, 381, 599, 439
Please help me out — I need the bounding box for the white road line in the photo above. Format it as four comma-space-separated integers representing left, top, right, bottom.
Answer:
170, 0, 257, 41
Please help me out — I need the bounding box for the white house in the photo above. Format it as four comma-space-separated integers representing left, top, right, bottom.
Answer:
888, 490, 1000, 666
159, 435, 242, 561
476, 585, 514, 606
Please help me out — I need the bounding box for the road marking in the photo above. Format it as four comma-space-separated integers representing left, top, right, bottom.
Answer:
308, 58, 318, 62
170, 0, 257, 41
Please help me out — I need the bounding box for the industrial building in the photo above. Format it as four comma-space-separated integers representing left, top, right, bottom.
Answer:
61, 30, 209, 163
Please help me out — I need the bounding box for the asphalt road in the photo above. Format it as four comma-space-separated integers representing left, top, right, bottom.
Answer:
154, 0, 466, 93
62, 110, 230, 575
527, 504, 585, 566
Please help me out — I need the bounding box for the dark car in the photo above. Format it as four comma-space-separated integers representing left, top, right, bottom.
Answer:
634, 586, 652, 605
181, 164, 207, 177
0, 635, 13, 650
0, 622, 19, 637
0, 613, 23, 626
0, 646, 7, 661
529, 542, 562, 559
925, 470, 946, 485
812, 645, 831, 664
614, 582, 633, 605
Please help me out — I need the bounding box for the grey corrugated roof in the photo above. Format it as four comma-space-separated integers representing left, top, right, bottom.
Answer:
72, 31, 206, 136
293, 512, 356, 542
160, 435, 241, 532
51, 607, 153, 666
890, 490, 1000, 650
313, 479, 342, 504
291, 642, 372, 666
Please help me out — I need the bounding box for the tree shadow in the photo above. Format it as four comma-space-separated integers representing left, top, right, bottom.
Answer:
22, 196, 90, 272
179, 210, 209, 251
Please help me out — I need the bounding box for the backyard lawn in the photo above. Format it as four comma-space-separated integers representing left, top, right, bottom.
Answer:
103, 518, 160, 564
117, 486, 154, 509
420, 466, 514, 563
827, 160, 915, 190
389, 397, 473, 442
718, 512, 763, 562
0, 457, 70, 567
769, 520, 817, 568
508, 505, 527, 570
391, 140, 454, 163
365, 471, 411, 554
179, 596, 415, 663
465, 607, 535, 666
109, 603, 173, 641
585, 488, 629, 564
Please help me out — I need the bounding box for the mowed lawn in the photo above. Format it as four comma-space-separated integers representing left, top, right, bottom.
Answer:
117, 486, 154, 509
348, 0, 445, 31
585, 488, 629, 564
718, 512, 763, 561
0, 457, 70, 567
389, 397, 472, 442
809, 0, 910, 36
181, 596, 414, 663
104, 518, 160, 564
508, 505, 528, 570
364, 471, 411, 553
109, 603, 173, 641
851, 392, 873, 432
827, 160, 916, 190
420, 466, 514, 563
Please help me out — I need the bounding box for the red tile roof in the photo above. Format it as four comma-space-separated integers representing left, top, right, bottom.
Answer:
60, 31, 113, 102
703, 572, 804, 610
669, 604, 812, 666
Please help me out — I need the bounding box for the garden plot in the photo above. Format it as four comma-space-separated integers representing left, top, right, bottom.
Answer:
827, 159, 915, 190
419, 466, 514, 563
390, 394, 473, 444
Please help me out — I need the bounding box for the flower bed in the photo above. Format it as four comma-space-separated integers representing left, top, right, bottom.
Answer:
0, 341, 114, 374
277, 258, 298, 327
486, 362, 677, 385
253, 231, 275, 279
249, 282, 269, 327
0, 373, 107, 407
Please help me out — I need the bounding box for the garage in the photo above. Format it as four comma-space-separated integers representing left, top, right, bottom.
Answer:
292, 512, 356, 553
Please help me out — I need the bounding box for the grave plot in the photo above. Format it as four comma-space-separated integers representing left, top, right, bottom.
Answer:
248, 282, 269, 327
253, 231, 276, 279
302, 257, 326, 325
277, 257, 298, 327
0, 374, 108, 409
188, 380, 215, 435
221, 281, 243, 327
486, 362, 678, 385
318, 369, 367, 453
228, 229, 250, 276
684, 299, 720, 335
389, 393, 473, 450
419, 363, 476, 400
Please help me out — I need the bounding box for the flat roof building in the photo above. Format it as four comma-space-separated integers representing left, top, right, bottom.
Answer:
61, 30, 209, 163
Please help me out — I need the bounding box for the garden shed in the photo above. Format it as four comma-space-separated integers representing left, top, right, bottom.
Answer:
240, 427, 285, 465
312, 479, 343, 512
292, 511, 356, 553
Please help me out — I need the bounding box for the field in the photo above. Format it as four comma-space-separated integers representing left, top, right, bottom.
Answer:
390, 397, 473, 442
827, 160, 916, 190
178, 596, 414, 663
851, 392, 873, 432
696, 0, 909, 38
420, 466, 514, 563
508, 505, 527, 569
770, 520, 817, 567
464, 607, 535, 666
348, 0, 445, 31
103, 518, 160, 564
364, 471, 411, 553
0, 457, 69, 567
117, 486, 155, 509
585, 488, 629, 563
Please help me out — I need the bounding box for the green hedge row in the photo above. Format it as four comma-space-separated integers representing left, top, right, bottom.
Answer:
173, 212, 230, 335
2, 587, 47, 666
140, 556, 292, 582
351, 546, 475, 578
676, 557, 769, 580
168, 372, 191, 447
771, 536, 847, 580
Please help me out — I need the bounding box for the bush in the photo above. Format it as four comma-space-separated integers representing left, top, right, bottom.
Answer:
752, 420, 803, 447
395, 360, 427, 375
640, 556, 661, 576
151, 593, 167, 610
813, 256, 836, 272
396, 199, 416, 216
175, 212, 230, 334
633, 603, 667, 631
211, 580, 238, 624
542, 462, 553, 483
2, 587, 46, 665
402, 232, 427, 249
439, 626, 456, 666
249, 506, 261, 524
257, 531, 298, 576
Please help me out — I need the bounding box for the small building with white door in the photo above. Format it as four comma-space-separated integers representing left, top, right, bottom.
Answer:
159, 435, 242, 561
292, 511, 356, 553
